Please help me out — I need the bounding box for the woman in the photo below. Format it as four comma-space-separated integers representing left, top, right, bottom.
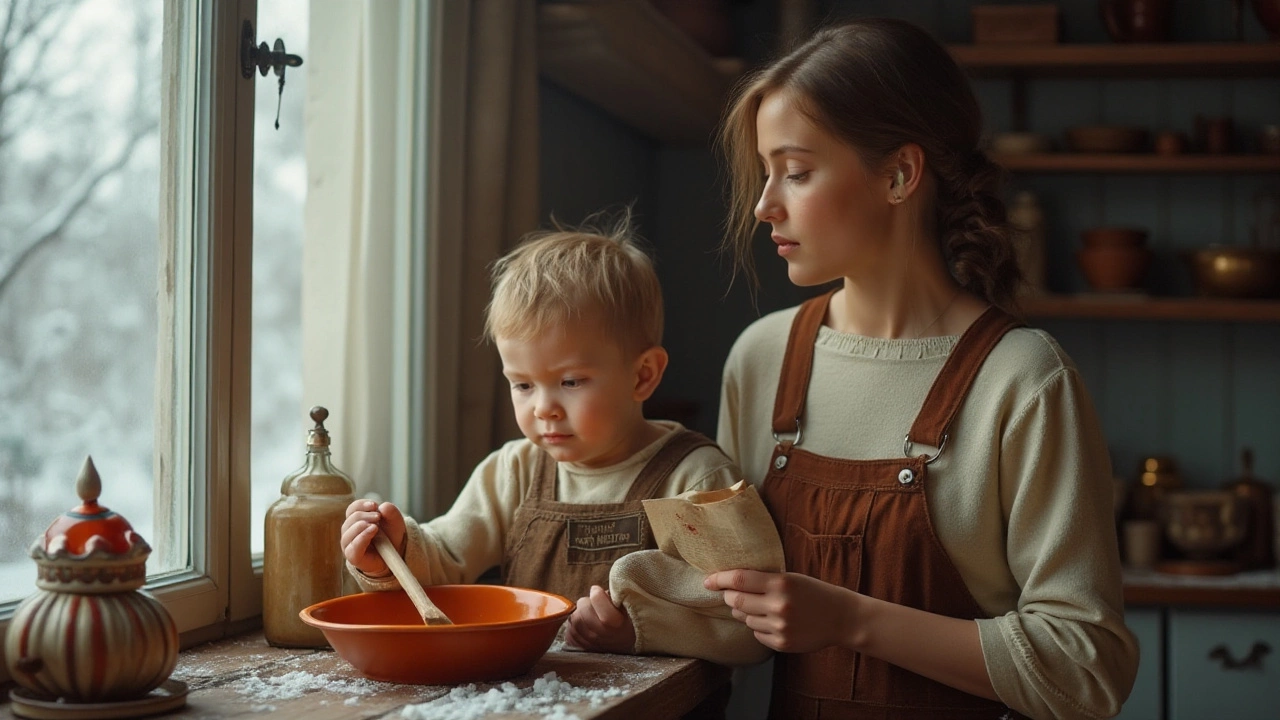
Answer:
703, 17, 1138, 720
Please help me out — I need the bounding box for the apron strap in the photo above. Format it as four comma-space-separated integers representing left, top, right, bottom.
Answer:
906, 306, 1023, 449
622, 429, 716, 502
530, 447, 558, 501
771, 290, 836, 437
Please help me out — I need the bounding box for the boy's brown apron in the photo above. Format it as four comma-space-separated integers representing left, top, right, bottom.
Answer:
503, 430, 714, 601
763, 290, 1026, 720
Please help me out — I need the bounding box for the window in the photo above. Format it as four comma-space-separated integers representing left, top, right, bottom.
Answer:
0, 0, 272, 644
1, 0, 436, 675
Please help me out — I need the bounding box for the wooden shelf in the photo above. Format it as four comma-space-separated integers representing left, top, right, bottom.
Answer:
1023, 295, 1280, 322
949, 42, 1280, 78
995, 153, 1280, 173
538, 1, 743, 143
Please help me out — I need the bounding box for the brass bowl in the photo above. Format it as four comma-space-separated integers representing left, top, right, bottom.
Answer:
1184, 247, 1280, 298
1161, 491, 1248, 560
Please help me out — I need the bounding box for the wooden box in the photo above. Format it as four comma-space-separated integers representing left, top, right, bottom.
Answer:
971, 4, 1060, 44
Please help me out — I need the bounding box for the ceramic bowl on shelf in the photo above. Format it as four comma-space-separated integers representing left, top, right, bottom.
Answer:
1184, 246, 1280, 298
1065, 125, 1148, 153
300, 585, 574, 685
1077, 244, 1151, 292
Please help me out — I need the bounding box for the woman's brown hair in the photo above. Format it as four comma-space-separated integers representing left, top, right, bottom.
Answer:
718, 17, 1021, 310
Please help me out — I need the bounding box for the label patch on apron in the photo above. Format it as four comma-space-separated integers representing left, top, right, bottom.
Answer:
566, 514, 644, 552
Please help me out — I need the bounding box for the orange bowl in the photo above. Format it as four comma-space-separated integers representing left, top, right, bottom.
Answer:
300, 586, 574, 685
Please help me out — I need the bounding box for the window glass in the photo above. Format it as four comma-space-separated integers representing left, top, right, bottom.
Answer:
0, 0, 167, 603
250, 0, 308, 555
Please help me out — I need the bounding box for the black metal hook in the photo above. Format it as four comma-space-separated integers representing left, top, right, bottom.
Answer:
240, 20, 303, 80
240, 20, 304, 129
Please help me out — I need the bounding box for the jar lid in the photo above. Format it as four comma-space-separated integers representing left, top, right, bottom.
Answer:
32, 456, 150, 573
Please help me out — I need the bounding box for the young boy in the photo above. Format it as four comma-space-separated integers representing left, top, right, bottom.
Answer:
340, 214, 768, 665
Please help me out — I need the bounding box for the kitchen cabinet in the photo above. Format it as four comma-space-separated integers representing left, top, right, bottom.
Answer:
1118, 571, 1280, 720
1118, 607, 1164, 720
1168, 609, 1280, 720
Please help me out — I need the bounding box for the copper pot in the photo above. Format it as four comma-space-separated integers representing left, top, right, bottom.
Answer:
1184, 247, 1280, 298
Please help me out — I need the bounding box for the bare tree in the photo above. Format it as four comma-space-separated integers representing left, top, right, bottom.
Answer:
0, 0, 156, 301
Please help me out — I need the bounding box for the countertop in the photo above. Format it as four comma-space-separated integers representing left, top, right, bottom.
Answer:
3, 631, 731, 720
1123, 568, 1280, 608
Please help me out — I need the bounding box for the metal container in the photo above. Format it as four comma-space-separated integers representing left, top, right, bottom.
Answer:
1184, 247, 1280, 298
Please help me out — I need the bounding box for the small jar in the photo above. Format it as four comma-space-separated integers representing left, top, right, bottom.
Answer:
4, 457, 178, 702
263, 406, 356, 647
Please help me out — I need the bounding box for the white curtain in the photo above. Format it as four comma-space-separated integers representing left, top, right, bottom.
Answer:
303, 0, 539, 513
302, 0, 415, 503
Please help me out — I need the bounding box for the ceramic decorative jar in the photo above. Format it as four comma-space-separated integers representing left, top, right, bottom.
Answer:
4, 457, 180, 705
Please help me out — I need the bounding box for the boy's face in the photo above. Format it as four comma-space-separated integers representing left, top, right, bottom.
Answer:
497, 322, 658, 469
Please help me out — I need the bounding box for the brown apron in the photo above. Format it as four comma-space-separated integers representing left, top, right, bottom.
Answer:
763, 290, 1026, 720
503, 430, 715, 601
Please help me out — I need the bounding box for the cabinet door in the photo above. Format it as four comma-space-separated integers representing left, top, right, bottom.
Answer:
1116, 608, 1163, 720
1169, 609, 1280, 720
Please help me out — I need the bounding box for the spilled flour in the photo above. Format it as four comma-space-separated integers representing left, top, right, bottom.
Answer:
231, 670, 390, 703
399, 672, 629, 720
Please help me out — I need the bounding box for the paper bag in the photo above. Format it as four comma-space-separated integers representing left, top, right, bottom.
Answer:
641, 480, 785, 574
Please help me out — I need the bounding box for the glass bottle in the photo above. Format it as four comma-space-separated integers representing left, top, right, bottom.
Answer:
1223, 447, 1276, 570
263, 406, 355, 647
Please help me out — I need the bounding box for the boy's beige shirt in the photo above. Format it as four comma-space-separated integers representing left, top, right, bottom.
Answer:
350, 420, 769, 664
717, 305, 1140, 720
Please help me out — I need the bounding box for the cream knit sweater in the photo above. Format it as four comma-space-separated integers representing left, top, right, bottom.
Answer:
715, 305, 1139, 720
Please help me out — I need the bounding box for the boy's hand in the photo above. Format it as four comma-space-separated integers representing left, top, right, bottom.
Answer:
564, 585, 636, 655
340, 499, 408, 578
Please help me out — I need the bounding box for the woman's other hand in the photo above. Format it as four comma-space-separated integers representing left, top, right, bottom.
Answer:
340, 499, 407, 578
704, 569, 862, 654
565, 585, 637, 654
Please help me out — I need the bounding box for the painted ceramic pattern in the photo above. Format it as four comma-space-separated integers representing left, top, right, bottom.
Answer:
6, 588, 178, 702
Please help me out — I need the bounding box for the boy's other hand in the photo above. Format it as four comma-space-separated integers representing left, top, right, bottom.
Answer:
340, 499, 407, 578
564, 585, 636, 655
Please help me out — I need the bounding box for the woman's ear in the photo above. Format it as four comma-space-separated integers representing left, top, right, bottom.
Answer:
632, 346, 669, 402
887, 143, 926, 204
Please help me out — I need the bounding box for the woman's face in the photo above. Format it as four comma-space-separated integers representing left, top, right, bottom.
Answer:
753, 89, 895, 287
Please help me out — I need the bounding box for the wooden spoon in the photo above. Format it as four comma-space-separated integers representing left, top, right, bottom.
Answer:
372, 532, 453, 625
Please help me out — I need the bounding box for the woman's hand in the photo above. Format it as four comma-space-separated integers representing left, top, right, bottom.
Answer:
340, 499, 407, 578
704, 569, 862, 654
564, 585, 636, 655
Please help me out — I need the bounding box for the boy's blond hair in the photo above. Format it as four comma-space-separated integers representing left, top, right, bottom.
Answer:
484, 211, 663, 356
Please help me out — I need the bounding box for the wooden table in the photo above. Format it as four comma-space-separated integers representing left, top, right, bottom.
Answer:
4, 631, 730, 719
